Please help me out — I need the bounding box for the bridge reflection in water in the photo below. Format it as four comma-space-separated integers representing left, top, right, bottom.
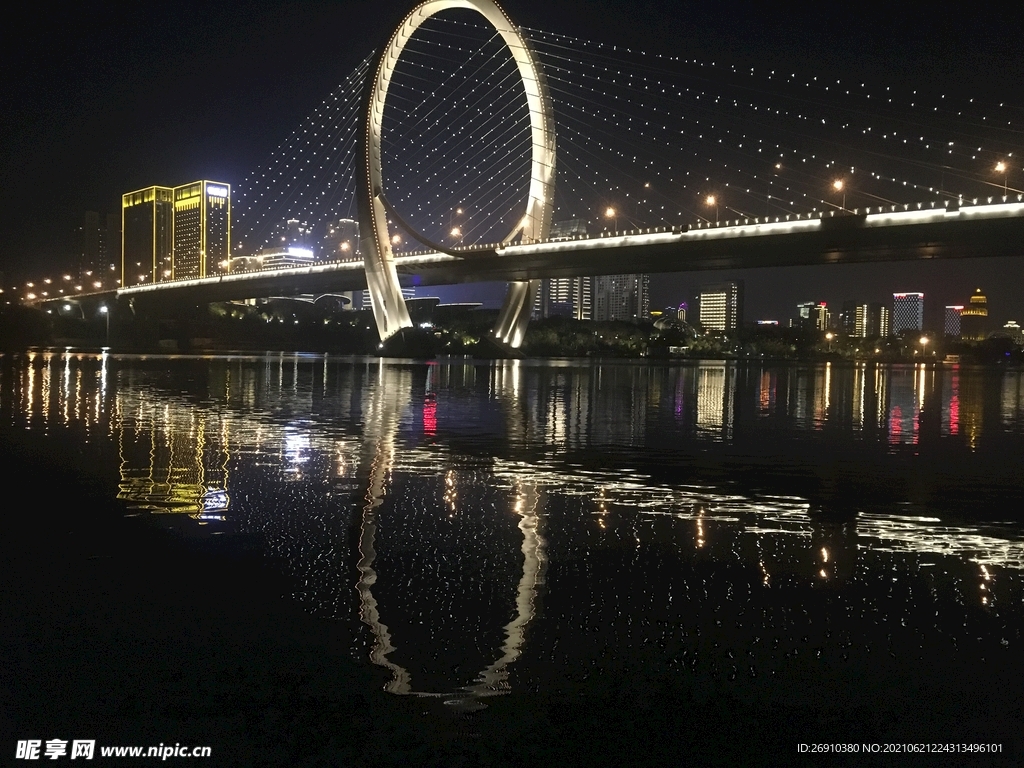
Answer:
3, 352, 1024, 704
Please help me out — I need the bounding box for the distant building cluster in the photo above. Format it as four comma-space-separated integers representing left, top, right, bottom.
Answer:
840, 301, 890, 338
676, 282, 1020, 345
534, 220, 651, 322
233, 217, 362, 272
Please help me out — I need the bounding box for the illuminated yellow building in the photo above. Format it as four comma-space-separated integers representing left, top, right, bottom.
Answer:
122, 186, 174, 287
172, 181, 231, 280
121, 180, 231, 285
960, 288, 988, 341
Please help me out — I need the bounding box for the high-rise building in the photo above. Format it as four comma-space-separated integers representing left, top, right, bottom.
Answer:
698, 281, 743, 332
593, 274, 649, 322
892, 292, 924, 334
795, 301, 830, 331
840, 300, 860, 335
844, 302, 890, 338
122, 186, 174, 286
535, 220, 595, 320
105, 213, 122, 278
80, 211, 102, 279
868, 304, 891, 338
960, 288, 988, 341
122, 180, 230, 285
878, 305, 891, 338
536, 277, 593, 319
944, 305, 964, 336
172, 181, 231, 280
79, 212, 119, 280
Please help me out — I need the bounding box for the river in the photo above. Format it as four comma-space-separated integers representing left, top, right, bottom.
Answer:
3, 351, 1023, 763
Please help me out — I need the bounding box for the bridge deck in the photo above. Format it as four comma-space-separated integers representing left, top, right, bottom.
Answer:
110, 200, 1024, 306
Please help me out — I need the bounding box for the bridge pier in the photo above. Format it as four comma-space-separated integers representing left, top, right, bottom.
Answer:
492, 279, 540, 351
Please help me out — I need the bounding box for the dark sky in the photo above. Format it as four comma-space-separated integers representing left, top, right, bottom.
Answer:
2, 0, 1022, 323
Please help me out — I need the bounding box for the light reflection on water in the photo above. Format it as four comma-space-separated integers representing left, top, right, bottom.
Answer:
3, 351, 1024, 706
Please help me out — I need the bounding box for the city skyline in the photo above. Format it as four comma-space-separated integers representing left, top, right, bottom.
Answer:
1, 0, 1022, 321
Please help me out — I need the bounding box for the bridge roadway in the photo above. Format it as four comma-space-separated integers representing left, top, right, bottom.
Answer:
116, 199, 1024, 307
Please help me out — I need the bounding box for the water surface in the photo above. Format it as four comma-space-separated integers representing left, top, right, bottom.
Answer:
4, 352, 1023, 727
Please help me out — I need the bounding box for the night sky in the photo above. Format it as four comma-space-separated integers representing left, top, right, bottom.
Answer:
2, 0, 1022, 323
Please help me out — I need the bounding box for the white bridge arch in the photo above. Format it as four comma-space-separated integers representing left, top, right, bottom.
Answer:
358, 0, 556, 348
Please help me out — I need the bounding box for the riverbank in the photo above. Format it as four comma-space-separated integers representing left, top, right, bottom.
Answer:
7, 303, 1022, 363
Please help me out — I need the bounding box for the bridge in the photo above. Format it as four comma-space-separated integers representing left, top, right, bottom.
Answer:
27, 0, 1024, 346
118, 199, 1024, 307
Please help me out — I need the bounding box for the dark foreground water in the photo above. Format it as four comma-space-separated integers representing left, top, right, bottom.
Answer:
3, 351, 1024, 765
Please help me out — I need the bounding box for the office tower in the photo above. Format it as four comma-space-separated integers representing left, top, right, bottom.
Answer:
796, 301, 830, 331
322, 218, 361, 262
944, 305, 964, 336
840, 300, 859, 335
593, 274, 649, 322
535, 219, 595, 319
960, 288, 988, 341
172, 181, 231, 280
877, 305, 891, 338
537, 277, 593, 320
845, 302, 890, 338
122, 186, 174, 286
892, 292, 924, 334
698, 280, 744, 331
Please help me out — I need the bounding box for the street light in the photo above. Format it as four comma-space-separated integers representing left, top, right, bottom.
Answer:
919, 335, 930, 356
604, 206, 617, 232
995, 161, 1008, 196
705, 195, 718, 223
825, 331, 835, 353
767, 163, 782, 215
833, 179, 846, 211
448, 206, 464, 236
